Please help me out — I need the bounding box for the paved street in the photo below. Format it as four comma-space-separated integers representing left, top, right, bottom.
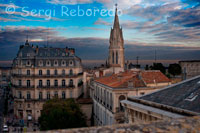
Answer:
0, 88, 5, 132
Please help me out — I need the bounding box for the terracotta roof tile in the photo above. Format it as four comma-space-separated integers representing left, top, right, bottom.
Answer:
95, 70, 170, 88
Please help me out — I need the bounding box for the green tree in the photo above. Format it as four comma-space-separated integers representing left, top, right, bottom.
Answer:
168, 63, 182, 77
38, 98, 87, 131
150, 63, 166, 74
145, 65, 149, 70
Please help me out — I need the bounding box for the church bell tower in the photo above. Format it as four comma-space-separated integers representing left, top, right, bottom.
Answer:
108, 4, 125, 69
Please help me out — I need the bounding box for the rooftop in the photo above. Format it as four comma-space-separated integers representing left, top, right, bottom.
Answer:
95, 70, 170, 88
135, 75, 200, 114
179, 60, 200, 63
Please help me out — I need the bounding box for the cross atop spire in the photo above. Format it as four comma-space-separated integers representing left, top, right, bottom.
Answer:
113, 3, 120, 29
115, 3, 118, 9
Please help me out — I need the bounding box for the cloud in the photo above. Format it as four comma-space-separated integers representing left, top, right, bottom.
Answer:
0, 26, 200, 61
46, 0, 93, 5
94, 18, 111, 26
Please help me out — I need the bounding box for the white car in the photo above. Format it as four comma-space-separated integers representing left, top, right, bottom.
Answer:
3, 125, 9, 132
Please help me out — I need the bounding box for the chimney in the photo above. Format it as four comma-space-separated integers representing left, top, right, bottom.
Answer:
128, 81, 134, 88
36, 45, 39, 54
70, 48, 75, 55
65, 47, 69, 53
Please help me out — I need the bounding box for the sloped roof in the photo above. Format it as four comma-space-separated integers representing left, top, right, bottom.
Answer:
139, 76, 200, 113
141, 71, 171, 84
95, 70, 170, 88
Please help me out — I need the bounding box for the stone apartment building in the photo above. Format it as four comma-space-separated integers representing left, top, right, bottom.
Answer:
121, 75, 200, 124
0, 67, 11, 87
11, 40, 84, 121
179, 60, 200, 80
90, 70, 171, 126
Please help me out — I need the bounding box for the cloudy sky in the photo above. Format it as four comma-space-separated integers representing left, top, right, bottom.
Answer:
0, 0, 200, 63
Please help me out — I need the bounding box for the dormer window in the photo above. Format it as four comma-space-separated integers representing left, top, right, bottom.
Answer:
39, 61, 43, 66
26, 60, 31, 66
62, 60, 66, 66
54, 60, 58, 66
46, 60, 51, 66
69, 60, 73, 66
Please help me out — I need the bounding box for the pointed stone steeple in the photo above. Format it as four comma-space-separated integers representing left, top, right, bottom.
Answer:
108, 4, 125, 69
113, 4, 120, 29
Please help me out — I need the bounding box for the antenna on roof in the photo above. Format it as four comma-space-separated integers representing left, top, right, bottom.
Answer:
25, 28, 29, 45
155, 50, 157, 63
136, 56, 139, 65
26, 28, 29, 42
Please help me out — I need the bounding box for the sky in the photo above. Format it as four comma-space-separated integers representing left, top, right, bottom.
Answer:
0, 0, 200, 62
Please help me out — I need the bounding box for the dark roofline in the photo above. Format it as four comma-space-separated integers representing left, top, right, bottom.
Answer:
179, 60, 200, 63
0, 67, 12, 70
126, 76, 200, 116
138, 75, 200, 98
127, 96, 199, 117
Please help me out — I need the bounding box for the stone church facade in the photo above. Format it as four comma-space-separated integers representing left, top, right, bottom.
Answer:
108, 6, 125, 69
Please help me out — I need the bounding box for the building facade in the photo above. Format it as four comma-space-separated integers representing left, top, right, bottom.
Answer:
0, 67, 11, 87
90, 70, 171, 126
11, 41, 84, 121
179, 60, 200, 80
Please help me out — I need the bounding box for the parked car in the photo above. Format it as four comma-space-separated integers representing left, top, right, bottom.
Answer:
3, 125, 9, 132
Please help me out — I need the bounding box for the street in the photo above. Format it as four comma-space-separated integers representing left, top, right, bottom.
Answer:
0, 88, 5, 132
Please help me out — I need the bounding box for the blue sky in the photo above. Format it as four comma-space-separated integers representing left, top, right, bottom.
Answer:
0, 0, 200, 61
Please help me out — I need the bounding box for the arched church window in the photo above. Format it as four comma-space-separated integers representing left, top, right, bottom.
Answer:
112, 52, 115, 64
116, 52, 118, 64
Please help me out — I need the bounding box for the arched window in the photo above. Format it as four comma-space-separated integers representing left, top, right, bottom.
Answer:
27, 80, 30, 87
54, 91, 58, 98
62, 69, 65, 75
39, 70, 42, 76
54, 80, 58, 87
47, 92, 50, 99
69, 69, 73, 75
62, 91, 66, 99
69, 79, 73, 87
62, 60, 66, 66
47, 80, 50, 87
47, 70, 50, 76
39, 92, 43, 99
39, 80, 43, 87
119, 95, 126, 112
46, 60, 51, 66
116, 51, 118, 64
54, 69, 58, 75
112, 51, 114, 64
62, 79, 66, 87
27, 91, 31, 99
27, 70, 30, 75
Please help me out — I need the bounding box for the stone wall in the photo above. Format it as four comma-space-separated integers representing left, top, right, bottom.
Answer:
35, 116, 200, 133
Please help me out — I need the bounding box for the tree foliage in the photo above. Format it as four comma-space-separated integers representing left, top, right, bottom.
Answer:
150, 63, 166, 74
38, 98, 87, 131
168, 63, 182, 76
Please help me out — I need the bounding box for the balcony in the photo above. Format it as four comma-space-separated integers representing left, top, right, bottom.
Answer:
12, 73, 83, 78
37, 85, 75, 89
12, 85, 35, 89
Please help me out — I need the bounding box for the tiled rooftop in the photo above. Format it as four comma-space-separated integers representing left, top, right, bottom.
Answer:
95, 70, 170, 88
